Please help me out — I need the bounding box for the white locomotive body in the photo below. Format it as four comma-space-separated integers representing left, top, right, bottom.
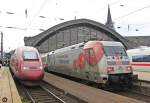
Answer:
46, 41, 137, 87
127, 47, 150, 81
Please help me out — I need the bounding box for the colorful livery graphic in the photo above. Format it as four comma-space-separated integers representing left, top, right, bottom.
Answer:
43, 41, 137, 88
10, 46, 44, 86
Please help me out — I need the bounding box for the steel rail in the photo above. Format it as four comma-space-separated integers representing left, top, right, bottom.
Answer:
23, 85, 66, 103
40, 85, 66, 103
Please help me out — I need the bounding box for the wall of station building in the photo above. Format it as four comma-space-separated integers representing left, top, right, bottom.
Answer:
37, 25, 116, 53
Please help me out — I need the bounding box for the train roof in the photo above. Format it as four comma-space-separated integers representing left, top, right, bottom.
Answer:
98, 41, 123, 46
48, 41, 124, 55
16, 46, 38, 52
51, 42, 85, 54
127, 47, 150, 56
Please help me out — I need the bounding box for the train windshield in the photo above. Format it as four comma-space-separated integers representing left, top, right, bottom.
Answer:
104, 46, 127, 56
23, 51, 39, 60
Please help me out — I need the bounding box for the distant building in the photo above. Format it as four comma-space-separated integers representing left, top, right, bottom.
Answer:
125, 36, 150, 48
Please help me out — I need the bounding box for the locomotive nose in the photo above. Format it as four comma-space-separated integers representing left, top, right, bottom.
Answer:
21, 69, 44, 81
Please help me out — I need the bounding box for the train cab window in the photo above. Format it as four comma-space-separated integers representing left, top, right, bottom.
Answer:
104, 46, 127, 56
23, 51, 39, 60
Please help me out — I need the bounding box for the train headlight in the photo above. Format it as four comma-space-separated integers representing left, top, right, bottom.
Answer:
39, 66, 43, 70
126, 66, 132, 72
23, 66, 29, 70
107, 67, 114, 73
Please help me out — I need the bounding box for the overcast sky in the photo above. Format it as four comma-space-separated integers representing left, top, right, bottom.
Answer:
0, 0, 150, 52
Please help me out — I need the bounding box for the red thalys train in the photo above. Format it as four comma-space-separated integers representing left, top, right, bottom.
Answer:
10, 46, 44, 86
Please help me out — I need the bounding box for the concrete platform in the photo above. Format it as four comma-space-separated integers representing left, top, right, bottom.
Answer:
0, 67, 22, 103
44, 72, 145, 103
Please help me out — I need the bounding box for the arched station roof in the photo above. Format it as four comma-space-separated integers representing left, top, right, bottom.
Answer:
24, 19, 131, 49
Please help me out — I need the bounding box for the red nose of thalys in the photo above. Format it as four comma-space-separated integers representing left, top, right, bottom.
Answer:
19, 69, 44, 81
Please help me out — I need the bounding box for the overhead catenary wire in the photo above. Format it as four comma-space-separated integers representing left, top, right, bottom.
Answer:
26, 0, 121, 29
114, 4, 150, 20
27, 0, 48, 29
114, 3, 150, 32
110, 0, 122, 6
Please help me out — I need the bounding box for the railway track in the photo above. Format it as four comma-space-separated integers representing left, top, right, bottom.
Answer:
23, 85, 66, 103
115, 89, 150, 103
17, 72, 150, 103
110, 80, 150, 103
107, 80, 150, 102
62, 77, 150, 102
133, 80, 150, 95
20, 82, 86, 103
44, 72, 150, 102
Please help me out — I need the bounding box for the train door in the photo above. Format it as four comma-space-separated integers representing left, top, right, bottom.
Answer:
48, 53, 55, 70
84, 48, 97, 66
84, 48, 96, 80
83, 43, 104, 81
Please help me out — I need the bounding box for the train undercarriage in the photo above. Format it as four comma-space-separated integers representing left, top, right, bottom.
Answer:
106, 73, 138, 90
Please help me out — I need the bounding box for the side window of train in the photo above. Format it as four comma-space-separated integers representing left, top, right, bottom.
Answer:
132, 56, 141, 62
79, 45, 84, 48
132, 55, 150, 62
71, 46, 75, 49
143, 55, 150, 62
